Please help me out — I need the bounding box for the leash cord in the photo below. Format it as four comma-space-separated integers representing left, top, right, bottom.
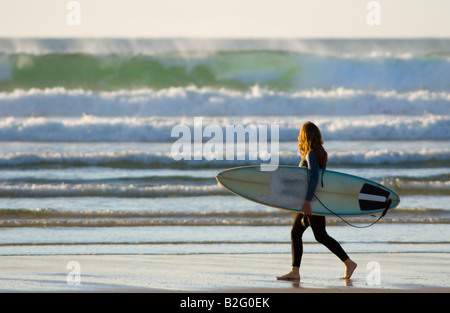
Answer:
312, 194, 390, 228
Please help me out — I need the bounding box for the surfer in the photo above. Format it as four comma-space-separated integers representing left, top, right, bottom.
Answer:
277, 122, 357, 281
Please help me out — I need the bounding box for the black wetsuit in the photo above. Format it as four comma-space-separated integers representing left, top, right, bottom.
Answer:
291, 150, 349, 267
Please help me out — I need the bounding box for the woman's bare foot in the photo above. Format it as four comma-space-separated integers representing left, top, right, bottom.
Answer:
276, 267, 300, 281
341, 259, 357, 279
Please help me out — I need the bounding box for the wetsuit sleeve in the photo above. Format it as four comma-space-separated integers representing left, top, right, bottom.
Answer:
305, 151, 319, 201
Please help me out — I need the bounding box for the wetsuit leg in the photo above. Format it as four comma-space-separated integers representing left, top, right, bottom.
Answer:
310, 215, 349, 262
291, 213, 308, 267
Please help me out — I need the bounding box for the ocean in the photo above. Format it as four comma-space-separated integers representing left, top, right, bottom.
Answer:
0, 38, 449, 256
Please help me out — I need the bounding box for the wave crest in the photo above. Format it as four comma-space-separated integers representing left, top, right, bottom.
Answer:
1, 87, 449, 118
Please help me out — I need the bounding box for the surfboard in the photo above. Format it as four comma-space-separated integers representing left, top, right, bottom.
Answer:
216, 165, 400, 216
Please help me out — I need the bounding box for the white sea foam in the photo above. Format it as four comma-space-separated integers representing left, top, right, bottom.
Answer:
0, 113, 448, 142
0, 148, 448, 168
1, 38, 449, 58
0, 86, 449, 118
329, 149, 450, 165
0, 182, 225, 198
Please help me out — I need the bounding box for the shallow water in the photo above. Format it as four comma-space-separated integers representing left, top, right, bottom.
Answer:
0, 38, 449, 256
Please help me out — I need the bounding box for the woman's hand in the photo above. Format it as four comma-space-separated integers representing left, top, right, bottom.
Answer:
301, 200, 312, 215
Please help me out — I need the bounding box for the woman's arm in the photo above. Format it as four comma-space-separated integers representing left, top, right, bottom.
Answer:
305, 150, 320, 201
302, 150, 320, 215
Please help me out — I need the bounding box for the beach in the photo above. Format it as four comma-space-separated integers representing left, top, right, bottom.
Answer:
1, 253, 449, 292
0, 38, 449, 297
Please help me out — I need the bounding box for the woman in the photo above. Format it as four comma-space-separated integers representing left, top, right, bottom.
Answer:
277, 122, 357, 281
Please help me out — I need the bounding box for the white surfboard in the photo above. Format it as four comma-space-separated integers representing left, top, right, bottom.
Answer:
216, 165, 400, 216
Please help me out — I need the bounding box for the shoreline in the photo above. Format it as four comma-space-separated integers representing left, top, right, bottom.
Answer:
0, 252, 449, 293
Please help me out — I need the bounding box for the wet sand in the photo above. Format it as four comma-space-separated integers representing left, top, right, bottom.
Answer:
0, 253, 449, 292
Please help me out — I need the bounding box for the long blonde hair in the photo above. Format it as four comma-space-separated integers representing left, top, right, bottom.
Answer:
298, 121, 327, 167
